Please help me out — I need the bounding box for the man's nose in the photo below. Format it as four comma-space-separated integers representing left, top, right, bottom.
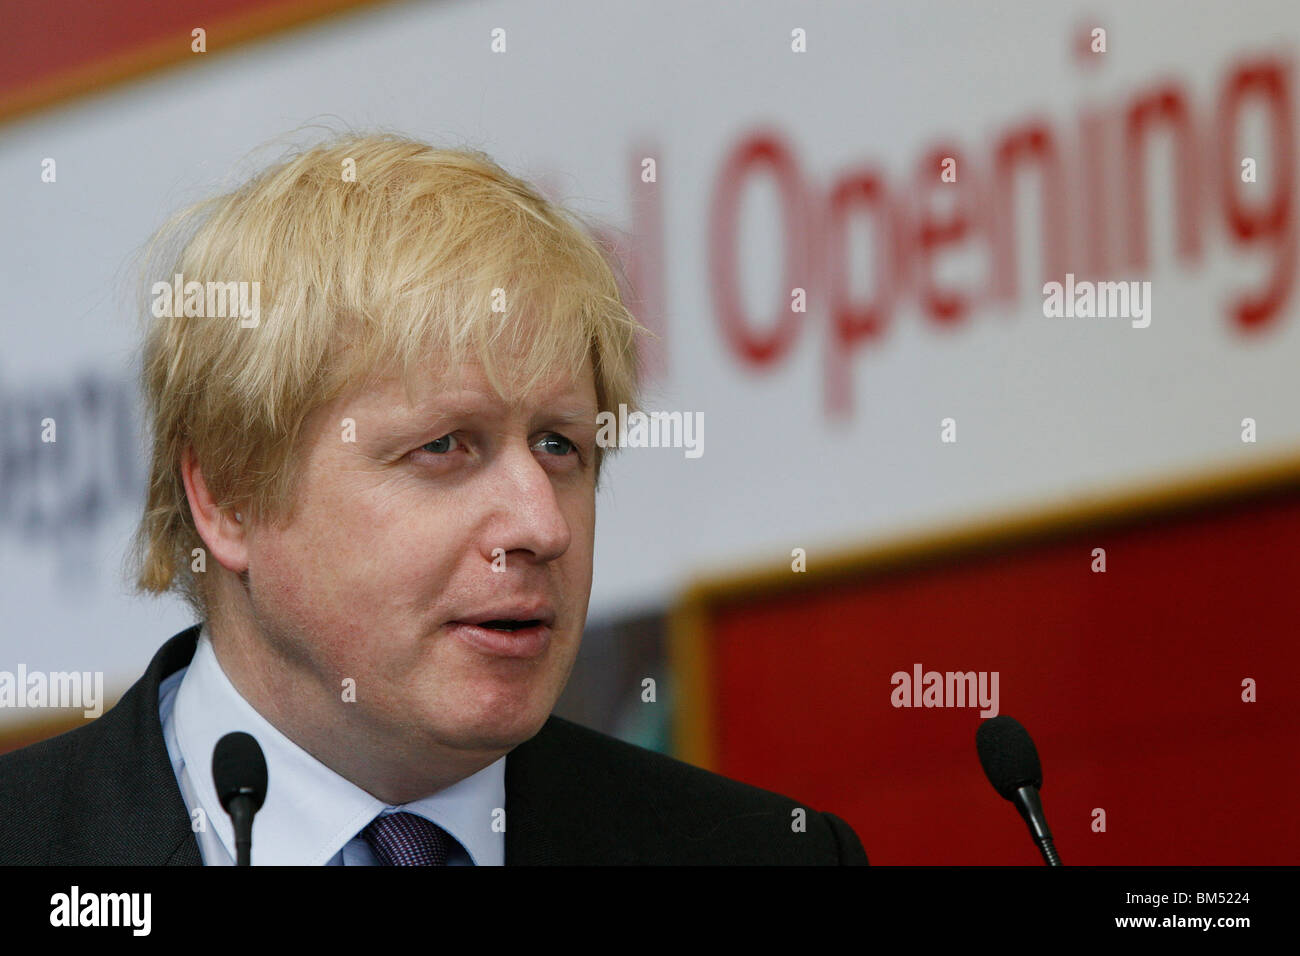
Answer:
480, 446, 572, 565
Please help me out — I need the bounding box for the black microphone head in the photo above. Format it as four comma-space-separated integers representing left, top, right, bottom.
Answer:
212, 731, 268, 813
976, 715, 1043, 799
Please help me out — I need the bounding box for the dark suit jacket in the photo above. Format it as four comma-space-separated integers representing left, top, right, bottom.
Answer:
0, 625, 868, 865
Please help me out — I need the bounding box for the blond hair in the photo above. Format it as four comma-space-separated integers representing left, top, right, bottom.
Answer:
132, 132, 648, 618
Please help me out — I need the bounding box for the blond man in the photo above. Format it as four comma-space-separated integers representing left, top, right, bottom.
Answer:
0, 134, 867, 865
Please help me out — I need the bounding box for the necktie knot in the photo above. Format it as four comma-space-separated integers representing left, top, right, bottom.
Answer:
362, 811, 456, 865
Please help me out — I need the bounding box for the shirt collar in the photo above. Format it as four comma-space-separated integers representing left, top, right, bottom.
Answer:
172, 624, 506, 865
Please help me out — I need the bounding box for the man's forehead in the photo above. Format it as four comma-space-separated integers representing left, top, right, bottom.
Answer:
372, 359, 597, 419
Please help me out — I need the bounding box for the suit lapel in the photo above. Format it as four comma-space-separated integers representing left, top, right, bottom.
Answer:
503, 715, 646, 865
50, 626, 204, 865
62, 633, 615, 865
503, 718, 559, 865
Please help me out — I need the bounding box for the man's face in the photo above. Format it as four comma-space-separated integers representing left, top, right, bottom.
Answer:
237, 351, 599, 761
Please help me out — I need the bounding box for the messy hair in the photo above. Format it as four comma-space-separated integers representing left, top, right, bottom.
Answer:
131, 131, 648, 618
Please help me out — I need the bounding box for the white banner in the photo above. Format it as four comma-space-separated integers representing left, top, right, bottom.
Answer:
2, 0, 1298, 717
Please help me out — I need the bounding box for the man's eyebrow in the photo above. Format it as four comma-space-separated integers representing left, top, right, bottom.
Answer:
537, 407, 601, 428
386, 399, 474, 428
391, 396, 599, 428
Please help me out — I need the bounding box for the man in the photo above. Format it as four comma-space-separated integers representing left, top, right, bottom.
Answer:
0, 133, 867, 865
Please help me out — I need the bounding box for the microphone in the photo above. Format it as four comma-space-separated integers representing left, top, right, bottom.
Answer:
212, 732, 268, 866
975, 715, 1062, 866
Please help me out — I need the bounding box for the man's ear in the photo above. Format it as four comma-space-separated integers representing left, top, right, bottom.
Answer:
180, 445, 250, 574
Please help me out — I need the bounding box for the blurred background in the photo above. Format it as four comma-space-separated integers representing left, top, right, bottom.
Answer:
1, 0, 1298, 864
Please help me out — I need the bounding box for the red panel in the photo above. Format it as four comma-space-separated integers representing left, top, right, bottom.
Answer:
0, 0, 274, 89
707, 490, 1300, 864
0, 0, 388, 118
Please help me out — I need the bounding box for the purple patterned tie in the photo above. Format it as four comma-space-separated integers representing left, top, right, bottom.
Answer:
361, 812, 456, 866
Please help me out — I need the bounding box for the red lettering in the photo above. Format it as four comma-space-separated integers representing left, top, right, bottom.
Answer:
709, 132, 811, 366
914, 146, 975, 325
1217, 58, 1295, 330
989, 122, 1067, 301
1124, 85, 1201, 269
825, 169, 897, 416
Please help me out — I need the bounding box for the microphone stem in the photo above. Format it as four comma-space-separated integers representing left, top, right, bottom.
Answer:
1036, 836, 1062, 867
1012, 785, 1063, 866
229, 797, 253, 866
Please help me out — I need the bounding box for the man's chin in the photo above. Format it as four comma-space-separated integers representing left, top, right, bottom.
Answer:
430, 705, 552, 755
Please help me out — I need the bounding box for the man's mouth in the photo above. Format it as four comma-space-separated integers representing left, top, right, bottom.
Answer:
448, 614, 554, 658
475, 619, 544, 632
454, 604, 556, 631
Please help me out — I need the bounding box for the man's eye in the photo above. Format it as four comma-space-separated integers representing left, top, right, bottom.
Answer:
420, 434, 459, 454
535, 434, 576, 456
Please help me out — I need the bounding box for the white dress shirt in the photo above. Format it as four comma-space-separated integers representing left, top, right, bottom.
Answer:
158, 625, 506, 865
